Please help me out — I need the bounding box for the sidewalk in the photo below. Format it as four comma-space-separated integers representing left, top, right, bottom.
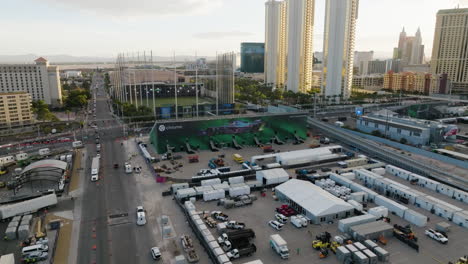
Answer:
69, 149, 82, 193
45, 212, 73, 264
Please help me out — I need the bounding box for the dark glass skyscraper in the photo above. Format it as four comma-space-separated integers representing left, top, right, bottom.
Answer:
240, 42, 265, 73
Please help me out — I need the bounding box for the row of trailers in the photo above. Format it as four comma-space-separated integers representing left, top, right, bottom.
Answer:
351, 168, 468, 228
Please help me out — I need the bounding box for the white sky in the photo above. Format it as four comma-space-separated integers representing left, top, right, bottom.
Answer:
0, 0, 467, 58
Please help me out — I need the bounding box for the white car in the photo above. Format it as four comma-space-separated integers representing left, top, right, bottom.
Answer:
268, 220, 284, 231
275, 213, 288, 224
425, 229, 448, 244
150, 247, 161, 260
136, 206, 147, 226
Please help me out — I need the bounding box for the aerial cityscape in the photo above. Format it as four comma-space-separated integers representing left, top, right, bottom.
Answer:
1, 0, 468, 264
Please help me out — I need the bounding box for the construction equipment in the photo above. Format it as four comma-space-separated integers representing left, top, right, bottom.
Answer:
312, 240, 330, 250
453, 256, 468, 264
393, 224, 419, 251
394, 224, 417, 241
329, 241, 341, 254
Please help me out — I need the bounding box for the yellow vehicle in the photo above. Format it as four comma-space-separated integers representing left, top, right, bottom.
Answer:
0, 182, 5, 188
0, 166, 7, 175
312, 240, 330, 250
232, 154, 244, 164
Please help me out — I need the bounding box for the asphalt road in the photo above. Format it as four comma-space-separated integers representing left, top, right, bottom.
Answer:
77, 74, 156, 264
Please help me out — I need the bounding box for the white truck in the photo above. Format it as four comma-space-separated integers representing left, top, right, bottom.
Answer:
38, 148, 50, 156
91, 157, 100, 181
270, 234, 289, 259
0, 194, 58, 220
72, 141, 83, 148
226, 221, 245, 230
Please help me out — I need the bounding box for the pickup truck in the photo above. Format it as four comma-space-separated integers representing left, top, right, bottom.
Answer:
226, 244, 257, 260
212, 211, 229, 221
226, 221, 245, 230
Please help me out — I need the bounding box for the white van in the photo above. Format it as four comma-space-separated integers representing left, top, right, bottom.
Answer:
22, 244, 48, 256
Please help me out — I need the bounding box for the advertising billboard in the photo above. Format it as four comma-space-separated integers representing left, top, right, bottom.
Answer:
150, 113, 307, 154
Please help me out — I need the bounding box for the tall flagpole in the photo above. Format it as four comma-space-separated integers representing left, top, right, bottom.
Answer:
151, 50, 156, 119
174, 52, 178, 119
216, 51, 219, 116
195, 52, 199, 118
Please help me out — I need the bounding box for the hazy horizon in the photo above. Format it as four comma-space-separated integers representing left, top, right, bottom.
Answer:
1, 0, 467, 61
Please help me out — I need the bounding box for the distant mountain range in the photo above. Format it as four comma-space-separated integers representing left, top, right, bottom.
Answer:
0, 54, 215, 64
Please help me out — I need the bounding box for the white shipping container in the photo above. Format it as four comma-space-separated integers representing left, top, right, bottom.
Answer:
374, 195, 408, 218
228, 176, 244, 185
228, 186, 250, 197
414, 195, 436, 211
176, 188, 197, 199
203, 190, 225, 201
201, 178, 222, 186
403, 209, 427, 227
194, 185, 214, 195
212, 183, 230, 191
350, 192, 366, 203
330, 173, 354, 188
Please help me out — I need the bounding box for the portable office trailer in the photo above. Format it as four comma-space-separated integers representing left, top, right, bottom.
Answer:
374, 195, 408, 217
350, 221, 393, 241
372, 178, 388, 194
452, 210, 468, 228
340, 172, 356, 180
350, 192, 367, 203
176, 188, 197, 199
184, 201, 196, 211
403, 209, 427, 227
363, 249, 378, 264
256, 168, 289, 185
336, 246, 351, 263
228, 186, 250, 197
414, 195, 436, 211
373, 247, 390, 262
348, 200, 363, 211
353, 242, 367, 251
433, 201, 463, 220
194, 185, 214, 196
453, 189, 468, 203
409, 174, 439, 191
338, 214, 378, 233
228, 176, 244, 185
349, 183, 379, 202
371, 168, 385, 176
212, 183, 230, 192
345, 244, 359, 253
385, 164, 411, 180
201, 178, 222, 186
329, 173, 353, 188
171, 183, 189, 193
368, 206, 388, 218
363, 239, 378, 249
354, 169, 383, 187
395, 188, 426, 205
353, 251, 369, 264
203, 190, 225, 201
436, 184, 455, 197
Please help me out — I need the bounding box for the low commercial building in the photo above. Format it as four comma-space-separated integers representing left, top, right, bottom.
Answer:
0, 92, 33, 129
356, 113, 458, 146
352, 75, 384, 91
275, 179, 354, 224
383, 71, 449, 95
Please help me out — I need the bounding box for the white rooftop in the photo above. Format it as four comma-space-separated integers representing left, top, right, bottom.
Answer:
276, 179, 354, 216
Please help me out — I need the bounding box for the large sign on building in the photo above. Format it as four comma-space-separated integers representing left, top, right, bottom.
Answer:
150, 113, 307, 154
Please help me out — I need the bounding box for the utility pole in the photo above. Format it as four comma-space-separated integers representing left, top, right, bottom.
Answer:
195, 51, 199, 118
174, 52, 178, 119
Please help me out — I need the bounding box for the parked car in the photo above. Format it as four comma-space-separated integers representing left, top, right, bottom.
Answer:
150, 247, 161, 260
275, 213, 288, 224
268, 220, 284, 231
425, 229, 448, 244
